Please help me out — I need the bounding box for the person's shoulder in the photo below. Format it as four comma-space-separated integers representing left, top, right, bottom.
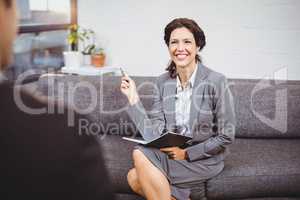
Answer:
152, 72, 173, 93
201, 64, 227, 84
152, 72, 171, 89
157, 71, 171, 83
0, 81, 69, 122
0, 81, 34, 108
0, 81, 11, 94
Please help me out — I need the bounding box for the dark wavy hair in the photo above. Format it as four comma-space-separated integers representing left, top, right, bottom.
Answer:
164, 18, 206, 78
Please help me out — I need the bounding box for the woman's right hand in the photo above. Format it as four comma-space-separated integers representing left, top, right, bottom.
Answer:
120, 75, 140, 105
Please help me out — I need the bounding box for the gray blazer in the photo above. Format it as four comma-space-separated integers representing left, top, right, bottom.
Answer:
127, 63, 236, 162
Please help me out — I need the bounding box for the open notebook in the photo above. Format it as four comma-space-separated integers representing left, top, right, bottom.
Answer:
122, 131, 192, 148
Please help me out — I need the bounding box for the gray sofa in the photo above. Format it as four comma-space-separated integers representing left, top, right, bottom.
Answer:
37, 74, 300, 200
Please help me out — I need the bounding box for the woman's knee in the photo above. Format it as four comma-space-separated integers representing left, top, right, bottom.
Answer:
127, 168, 140, 191
127, 168, 138, 183
132, 149, 146, 167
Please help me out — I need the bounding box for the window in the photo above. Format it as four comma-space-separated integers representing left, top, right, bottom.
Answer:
5, 0, 77, 81
18, 0, 74, 31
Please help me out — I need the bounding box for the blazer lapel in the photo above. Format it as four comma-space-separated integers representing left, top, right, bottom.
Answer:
162, 77, 176, 130
189, 63, 210, 135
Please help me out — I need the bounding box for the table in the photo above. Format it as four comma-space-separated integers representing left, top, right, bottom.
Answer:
61, 65, 122, 76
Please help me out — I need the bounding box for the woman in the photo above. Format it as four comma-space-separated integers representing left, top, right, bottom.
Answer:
120, 18, 235, 200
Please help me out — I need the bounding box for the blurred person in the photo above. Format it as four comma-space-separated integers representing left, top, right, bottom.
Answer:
0, 0, 114, 199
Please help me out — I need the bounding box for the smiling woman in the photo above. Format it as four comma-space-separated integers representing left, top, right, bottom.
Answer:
164, 18, 206, 79
120, 18, 236, 200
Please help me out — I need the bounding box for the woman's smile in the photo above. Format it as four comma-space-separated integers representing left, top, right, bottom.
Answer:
168, 27, 199, 69
175, 52, 189, 61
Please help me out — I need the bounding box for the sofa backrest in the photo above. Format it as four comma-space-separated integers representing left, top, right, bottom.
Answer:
231, 78, 300, 138
37, 75, 300, 139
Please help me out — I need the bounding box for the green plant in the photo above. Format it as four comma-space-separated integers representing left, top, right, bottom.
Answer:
67, 24, 79, 51
92, 47, 105, 55
82, 44, 96, 55
67, 24, 95, 51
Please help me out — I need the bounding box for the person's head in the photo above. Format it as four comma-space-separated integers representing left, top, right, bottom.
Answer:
0, 0, 18, 71
164, 18, 206, 78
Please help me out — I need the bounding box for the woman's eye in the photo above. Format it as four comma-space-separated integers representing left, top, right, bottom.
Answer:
170, 41, 177, 44
185, 41, 191, 43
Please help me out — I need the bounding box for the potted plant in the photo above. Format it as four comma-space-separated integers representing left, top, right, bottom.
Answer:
63, 24, 82, 68
91, 47, 106, 67
67, 24, 80, 51
64, 25, 95, 68
80, 28, 95, 65
81, 44, 95, 65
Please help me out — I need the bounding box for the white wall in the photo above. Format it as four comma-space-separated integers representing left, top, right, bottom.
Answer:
78, 0, 300, 80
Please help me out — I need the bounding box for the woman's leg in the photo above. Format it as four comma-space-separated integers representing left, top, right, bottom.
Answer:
127, 169, 182, 199
132, 149, 171, 200
127, 168, 145, 197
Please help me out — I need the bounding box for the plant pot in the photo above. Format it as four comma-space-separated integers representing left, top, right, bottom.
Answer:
63, 51, 82, 68
91, 53, 105, 67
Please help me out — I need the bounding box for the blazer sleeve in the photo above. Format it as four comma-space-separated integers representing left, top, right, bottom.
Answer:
186, 76, 236, 162
126, 78, 166, 141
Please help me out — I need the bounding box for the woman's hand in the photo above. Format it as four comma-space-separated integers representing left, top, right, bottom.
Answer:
120, 75, 140, 105
160, 147, 187, 160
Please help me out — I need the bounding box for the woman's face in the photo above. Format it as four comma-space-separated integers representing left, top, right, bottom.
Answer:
168, 27, 199, 70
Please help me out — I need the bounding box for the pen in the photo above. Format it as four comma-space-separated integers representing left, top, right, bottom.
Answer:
120, 67, 126, 76
120, 67, 130, 83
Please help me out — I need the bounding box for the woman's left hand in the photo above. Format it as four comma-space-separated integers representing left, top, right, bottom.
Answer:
160, 147, 187, 160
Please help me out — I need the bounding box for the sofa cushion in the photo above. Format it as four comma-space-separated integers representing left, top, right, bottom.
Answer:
232, 79, 300, 138
206, 138, 300, 199
98, 135, 300, 199
98, 135, 136, 193
114, 193, 144, 200
237, 198, 300, 200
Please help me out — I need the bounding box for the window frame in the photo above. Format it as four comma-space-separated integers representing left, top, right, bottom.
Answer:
18, 0, 77, 34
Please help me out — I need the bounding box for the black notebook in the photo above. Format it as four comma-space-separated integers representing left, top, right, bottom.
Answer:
122, 131, 192, 148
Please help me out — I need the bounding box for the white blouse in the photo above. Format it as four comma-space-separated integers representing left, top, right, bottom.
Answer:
175, 64, 198, 137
